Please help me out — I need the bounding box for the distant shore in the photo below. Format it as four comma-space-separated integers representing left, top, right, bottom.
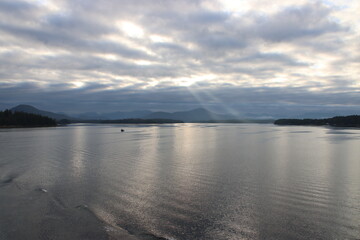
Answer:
77, 118, 184, 124
0, 110, 57, 128
0, 125, 56, 128
274, 115, 360, 127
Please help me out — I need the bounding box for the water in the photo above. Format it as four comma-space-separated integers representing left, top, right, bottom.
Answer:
0, 123, 359, 240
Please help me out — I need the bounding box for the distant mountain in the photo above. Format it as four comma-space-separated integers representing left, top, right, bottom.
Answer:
75, 110, 153, 120
144, 108, 234, 122
10, 105, 72, 121
97, 118, 183, 124
102, 110, 152, 120
8, 105, 266, 123
75, 112, 103, 120
74, 108, 235, 121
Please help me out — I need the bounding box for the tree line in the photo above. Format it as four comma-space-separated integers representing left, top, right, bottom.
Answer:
274, 115, 360, 127
0, 110, 57, 127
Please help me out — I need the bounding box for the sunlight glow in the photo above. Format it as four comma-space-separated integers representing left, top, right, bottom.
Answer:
118, 21, 145, 38
95, 53, 118, 61
150, 35, 173, 43
104, 33, 156, 57
175, 74, 217, 87
30, 0, 61, 12
133, 60, 153, 66
217, 0, 252, 14
72, 81, 85, 88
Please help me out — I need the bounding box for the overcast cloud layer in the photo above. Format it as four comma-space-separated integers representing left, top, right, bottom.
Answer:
0, 0, 359, 117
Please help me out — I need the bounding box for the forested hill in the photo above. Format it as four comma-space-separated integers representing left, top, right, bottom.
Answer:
274, 115, 360, 127
10, 104, 71, 121
0, 110, 57, 127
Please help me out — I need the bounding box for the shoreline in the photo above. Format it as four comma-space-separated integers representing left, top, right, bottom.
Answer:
0, 125, 57, 128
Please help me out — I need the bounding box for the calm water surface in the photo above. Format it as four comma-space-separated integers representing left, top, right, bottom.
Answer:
0, 124, 359, 240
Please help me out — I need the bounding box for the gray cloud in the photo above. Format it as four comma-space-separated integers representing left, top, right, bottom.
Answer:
1, 81, 359, 118
0, 23, 154, 60
0, 0, 36, 13
254, 3, 343, 42
226, 52, 309, 67
0, 0, 358, 117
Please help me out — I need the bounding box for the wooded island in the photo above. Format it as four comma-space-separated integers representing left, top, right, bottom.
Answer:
274, 115, 360, 127
0, 110, 57, 127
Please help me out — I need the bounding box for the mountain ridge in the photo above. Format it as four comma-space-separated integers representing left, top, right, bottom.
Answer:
11, 105, 72, 121
144, 108, 234, 122
75, 110, 153, 120
9, 105, 239, 122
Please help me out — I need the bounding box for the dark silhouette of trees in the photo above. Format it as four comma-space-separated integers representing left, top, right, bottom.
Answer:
274, 115, 360, 127
0, 109, 57, 127
58, 119, 71, 125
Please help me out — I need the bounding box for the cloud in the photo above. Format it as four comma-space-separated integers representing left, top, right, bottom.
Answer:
0, 0, 35, 13
254, 2, 344, 42
1, 81, 360, 118
0, 0, 359, 117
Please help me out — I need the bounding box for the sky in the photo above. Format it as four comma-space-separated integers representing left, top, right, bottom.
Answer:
0, 0, 359, 118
